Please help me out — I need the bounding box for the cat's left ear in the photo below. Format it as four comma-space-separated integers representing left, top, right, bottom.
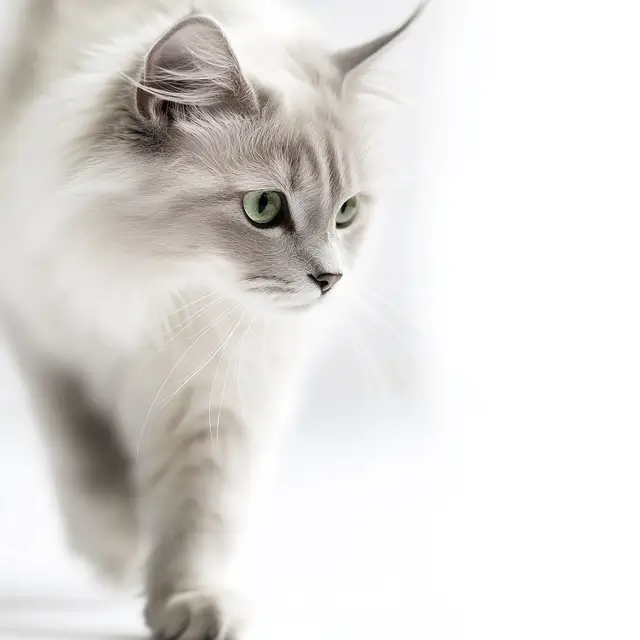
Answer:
135, 14, 259, 123
333, 2, 427, 83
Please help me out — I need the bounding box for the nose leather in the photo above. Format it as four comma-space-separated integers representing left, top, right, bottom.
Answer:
309, 272, 343, 294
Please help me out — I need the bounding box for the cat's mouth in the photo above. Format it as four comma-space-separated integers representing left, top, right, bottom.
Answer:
282, 299, 320, 312
236, 288, 321, 315
242, 276, 324, 313
258, 294, 321, 314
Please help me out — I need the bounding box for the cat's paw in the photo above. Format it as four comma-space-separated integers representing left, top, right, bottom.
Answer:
145, 590, 243, 640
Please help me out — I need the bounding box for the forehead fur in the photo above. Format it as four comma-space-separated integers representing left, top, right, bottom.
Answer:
171, 90, 365, 201
83, 12, 382, 199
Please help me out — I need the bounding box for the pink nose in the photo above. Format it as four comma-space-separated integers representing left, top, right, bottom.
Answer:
309, 272, 343, 294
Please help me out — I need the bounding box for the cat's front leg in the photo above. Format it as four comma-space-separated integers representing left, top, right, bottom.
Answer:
139, 407, 251, 640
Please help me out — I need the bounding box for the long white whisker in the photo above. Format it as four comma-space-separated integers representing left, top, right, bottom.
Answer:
160, 297, 228, 350
359, 289, 423, 333
168, 290, 221, 317
208, 313, 246, 453
353, 293, 419, 353
260, 317, 269, 364
235, 319, 254, 395
136, 303, 237, 461
166, 279, 251, 321
215, 316, 246, 444
345, 337, 377, 415
348, 323, 386, 414
161, 308, 241, 407
234, 319, 255, 424
354, 111, 372, 145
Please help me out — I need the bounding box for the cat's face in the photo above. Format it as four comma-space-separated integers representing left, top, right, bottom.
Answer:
104, 9, 422, 315
161, 103, 372, 314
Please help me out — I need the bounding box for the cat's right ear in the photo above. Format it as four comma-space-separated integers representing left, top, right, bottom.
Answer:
134, 14, 259, 124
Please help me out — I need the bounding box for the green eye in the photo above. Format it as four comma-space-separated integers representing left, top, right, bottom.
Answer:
337, 196, 357, 227
243, 191, 283, 226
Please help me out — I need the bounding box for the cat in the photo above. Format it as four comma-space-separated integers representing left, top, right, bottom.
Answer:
0, 1, 424, 637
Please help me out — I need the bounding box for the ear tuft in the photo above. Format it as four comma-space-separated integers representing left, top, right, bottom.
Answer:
333, 2, 428, 79
134, 15, 258, 123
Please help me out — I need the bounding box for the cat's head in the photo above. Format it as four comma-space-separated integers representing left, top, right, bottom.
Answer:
98, 6, 423, 315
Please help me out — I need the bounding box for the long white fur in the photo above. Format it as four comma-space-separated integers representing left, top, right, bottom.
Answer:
0, 1, 422, 638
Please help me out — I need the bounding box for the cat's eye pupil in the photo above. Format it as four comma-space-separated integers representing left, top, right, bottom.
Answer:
341, 202, 348, 213
243, 190, 284, 227
258, 192, 268, 213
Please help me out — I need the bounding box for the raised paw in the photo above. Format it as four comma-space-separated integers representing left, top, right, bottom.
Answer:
145, 590, 242, 640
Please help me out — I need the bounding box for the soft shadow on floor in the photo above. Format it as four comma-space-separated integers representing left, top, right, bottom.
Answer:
0, 628, 143, 640
0, 594, 146, 640
0, 595, 109, 613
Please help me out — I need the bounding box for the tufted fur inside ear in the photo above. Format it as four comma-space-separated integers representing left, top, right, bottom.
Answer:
134, 14, 259, 123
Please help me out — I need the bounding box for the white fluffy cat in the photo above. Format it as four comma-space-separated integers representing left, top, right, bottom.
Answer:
0, 1, 423, 637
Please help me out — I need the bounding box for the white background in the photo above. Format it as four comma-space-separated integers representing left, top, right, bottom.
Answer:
1, 0, 640, 639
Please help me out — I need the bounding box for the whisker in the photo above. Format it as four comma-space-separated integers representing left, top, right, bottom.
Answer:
354, 111, 372, 145
215, 317, 247, 444
208, 313, 246, 451
160, 297, 228, 349
167, 290, 221, 317
160, 309, 241, 408
357, 146, 373, 162
136, 303, 237, 461
348, 325, 386, 414
166, 279, 252, 319
355, 291, 422, 341
359, 289, 423, 333
235, 318, 255, 423
353, 301, 415, 361
261, 318, 269, 365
